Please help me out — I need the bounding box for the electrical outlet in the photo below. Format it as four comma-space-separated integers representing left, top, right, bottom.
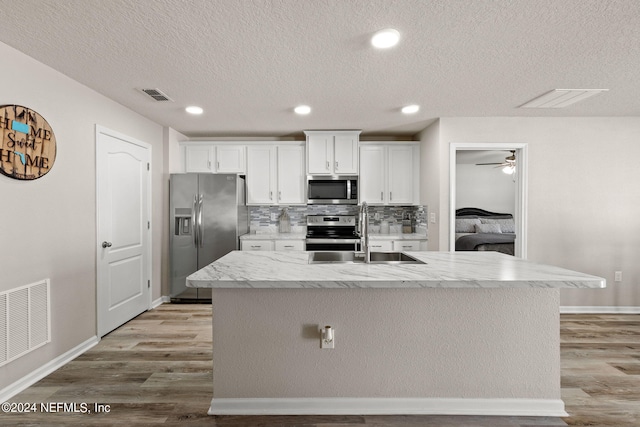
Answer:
429, 212, 436, 224
614, 271, 622, 282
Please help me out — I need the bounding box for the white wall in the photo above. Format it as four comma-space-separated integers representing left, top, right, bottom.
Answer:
0, 41, 166, 389
456, 163, 516, 215
421, 117, 640, 307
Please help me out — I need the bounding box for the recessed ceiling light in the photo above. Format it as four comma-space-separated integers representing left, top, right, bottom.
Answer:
185, 106, 203, 115
294, 105, 311, 115
401, 104, 420, 114
520, 89, 609, 108
371, 28, 400, 49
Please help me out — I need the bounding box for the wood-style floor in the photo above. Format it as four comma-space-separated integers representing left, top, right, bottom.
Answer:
2, 305, 638, 426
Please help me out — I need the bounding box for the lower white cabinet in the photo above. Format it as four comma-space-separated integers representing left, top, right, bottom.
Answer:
369, 239, 426, 252
241, 240, 274, 251
369, 241, 393, 252
274, 240, 305, 251
393, 240, 421, 252
241, 239, 305, 251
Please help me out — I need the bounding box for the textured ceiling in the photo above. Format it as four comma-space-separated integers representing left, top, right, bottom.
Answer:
0, 0, 639, 138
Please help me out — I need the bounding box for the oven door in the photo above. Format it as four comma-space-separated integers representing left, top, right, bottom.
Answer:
305, 239, 361, 251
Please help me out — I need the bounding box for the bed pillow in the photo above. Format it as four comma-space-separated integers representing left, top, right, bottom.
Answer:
475, 223, 502, 234
456, 218, 481, 233
480, 217, 515, 233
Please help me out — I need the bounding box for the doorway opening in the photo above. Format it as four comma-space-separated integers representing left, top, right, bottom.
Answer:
449, 143, 528, 258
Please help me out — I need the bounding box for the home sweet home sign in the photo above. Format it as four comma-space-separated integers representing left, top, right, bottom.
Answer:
0, 105, 56, 180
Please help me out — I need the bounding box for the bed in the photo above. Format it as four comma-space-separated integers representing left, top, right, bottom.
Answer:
454, 207, 515, 255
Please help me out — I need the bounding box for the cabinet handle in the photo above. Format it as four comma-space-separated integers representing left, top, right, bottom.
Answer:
381, 191, 383, 201
278, 191, 282, 201
335, 161, 339, 170
207, 161, 211, 168
390, 191, 392, 201
217, 161, 220, 169
284, 245, 293, 248
326, 161, 330, 170
269, 191, 273, 200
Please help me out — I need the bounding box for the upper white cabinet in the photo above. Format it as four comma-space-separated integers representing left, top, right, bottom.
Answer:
304, 130, 360, 175
183, 143, 246, 173
246, 144, 306, 205
359, 143, 420, 205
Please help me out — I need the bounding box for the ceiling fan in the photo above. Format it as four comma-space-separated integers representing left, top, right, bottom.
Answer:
475, 150, 516, 174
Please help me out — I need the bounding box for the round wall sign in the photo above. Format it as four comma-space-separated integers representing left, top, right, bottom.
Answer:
0, 105, 57, 180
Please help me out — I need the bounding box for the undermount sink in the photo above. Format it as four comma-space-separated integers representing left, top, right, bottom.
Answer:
308, 251, 425, 264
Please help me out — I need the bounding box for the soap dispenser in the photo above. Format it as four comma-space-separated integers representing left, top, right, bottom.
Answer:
278, 208, 291, 233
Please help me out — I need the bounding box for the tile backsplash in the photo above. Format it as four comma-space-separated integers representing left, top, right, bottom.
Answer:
249, 205, 427, 234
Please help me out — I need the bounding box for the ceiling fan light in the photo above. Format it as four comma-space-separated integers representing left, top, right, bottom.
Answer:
503, 165, 515, 175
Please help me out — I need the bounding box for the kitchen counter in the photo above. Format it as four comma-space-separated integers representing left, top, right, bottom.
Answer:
187, 251, 605, 417
186, 250, 604, 289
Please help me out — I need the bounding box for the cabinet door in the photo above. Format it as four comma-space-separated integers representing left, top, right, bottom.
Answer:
216, 145, 245, 173
274, 240, 305, 251
277, 145, 306, 204
185, 145, 214, 172
388, 146, 415, 205
246, 146, 277, 205
306, 134, 332, 175
359, 146, 386, 204
393, 240, 421, 252
369, 240, 393, 252
333, 134, 358, 174
241, 240, 274, 251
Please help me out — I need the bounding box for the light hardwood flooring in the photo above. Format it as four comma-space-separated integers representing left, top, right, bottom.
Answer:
1, 305, 638, 426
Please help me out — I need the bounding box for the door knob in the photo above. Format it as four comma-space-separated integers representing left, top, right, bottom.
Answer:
102, 241, 112, 248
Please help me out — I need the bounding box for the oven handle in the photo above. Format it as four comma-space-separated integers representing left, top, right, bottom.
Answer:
306, 238, 360, 244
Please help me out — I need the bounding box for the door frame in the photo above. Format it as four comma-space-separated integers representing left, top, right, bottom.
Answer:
449, 142, 528, 258
95, 125, 152, 336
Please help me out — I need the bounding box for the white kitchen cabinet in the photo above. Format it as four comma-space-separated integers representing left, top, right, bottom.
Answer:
246, 144, 306, 205
241, 240, 274, 251
304, 130, 360, 175
368, 241, 393, 252
276, 145, 306, 204
185, 145, 215, 172
184, 143, 246, 173
359, 143, 420, 205
216, 145, 246, 173
274, 240, 305, 251
393, 240, 421, 252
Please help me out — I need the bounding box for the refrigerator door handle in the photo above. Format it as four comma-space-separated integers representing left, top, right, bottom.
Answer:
192, 195, 199, 247
198, 194, 204, 247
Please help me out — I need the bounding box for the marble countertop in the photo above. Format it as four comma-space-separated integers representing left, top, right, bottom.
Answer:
186, 250, 605, 289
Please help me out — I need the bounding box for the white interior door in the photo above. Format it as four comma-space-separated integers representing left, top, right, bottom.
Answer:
96, 126, 151, 337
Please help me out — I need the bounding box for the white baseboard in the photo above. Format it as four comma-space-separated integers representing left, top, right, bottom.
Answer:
561, 306, 640, 314
208, 397, 568, 417
151, 296, 170, 309
0, 335, 99, 402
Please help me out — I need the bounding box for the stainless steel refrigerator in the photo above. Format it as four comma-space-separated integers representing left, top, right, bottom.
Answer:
170, 173, 248, 302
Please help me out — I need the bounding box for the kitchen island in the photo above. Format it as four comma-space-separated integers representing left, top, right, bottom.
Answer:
187, 251, 605, 416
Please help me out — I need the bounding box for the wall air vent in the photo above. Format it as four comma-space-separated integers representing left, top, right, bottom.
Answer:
141, 88, 173, 102
519, 89, 608, 109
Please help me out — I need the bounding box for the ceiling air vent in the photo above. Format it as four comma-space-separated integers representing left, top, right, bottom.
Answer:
141, 88, 173, 102
519, 89, 608, 109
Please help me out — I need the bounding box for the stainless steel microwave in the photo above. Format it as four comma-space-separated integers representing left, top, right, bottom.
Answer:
307, 176, 358, 205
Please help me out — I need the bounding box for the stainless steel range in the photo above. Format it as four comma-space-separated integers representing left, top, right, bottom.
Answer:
305, 215, 361, 251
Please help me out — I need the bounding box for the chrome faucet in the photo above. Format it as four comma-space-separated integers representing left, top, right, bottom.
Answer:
358, 202, 370, 263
